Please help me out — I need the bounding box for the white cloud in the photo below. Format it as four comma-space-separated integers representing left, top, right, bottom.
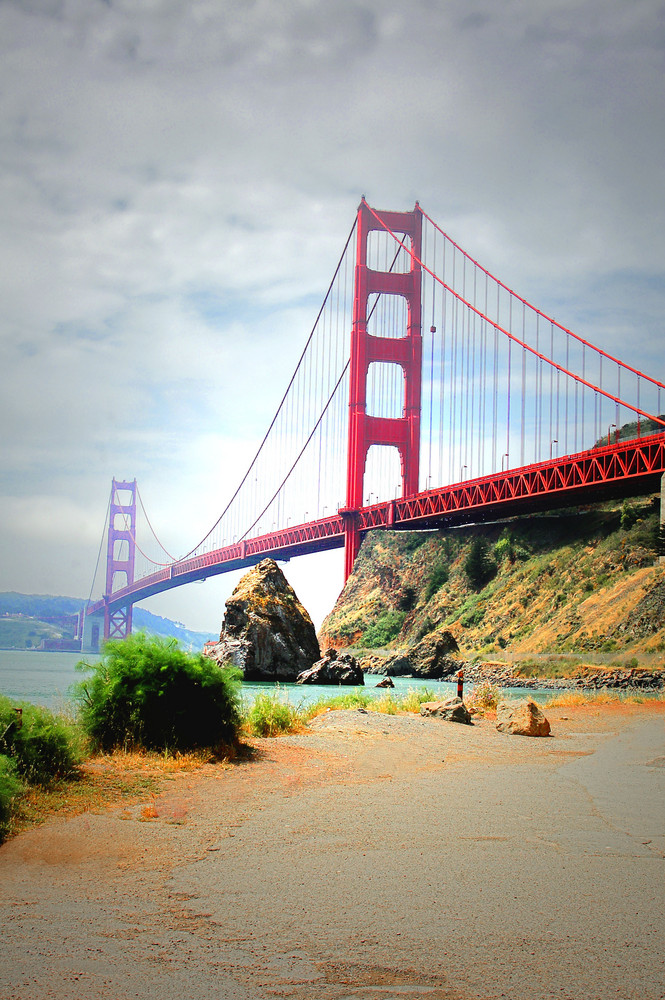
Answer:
1, 0, 663, 631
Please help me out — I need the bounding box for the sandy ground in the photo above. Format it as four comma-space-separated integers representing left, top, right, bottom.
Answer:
1, 703, 664, 1000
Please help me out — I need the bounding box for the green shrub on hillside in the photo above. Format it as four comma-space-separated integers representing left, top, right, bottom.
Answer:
76, 633, 241, 752
464, 537, 498, 589
620, 501, 637, 531
494, 531, 515, 563
425, 559, 449, 601
0, 696, 81, 786
625, 511, 659, 551
359, 610, 406, 648
402, 533, 429, 554
0, 754, 24, 842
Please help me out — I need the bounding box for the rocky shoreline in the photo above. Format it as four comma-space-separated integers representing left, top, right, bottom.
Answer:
203, 559, 663, 694
461, 660, 665, 691
359, 638, 664, 691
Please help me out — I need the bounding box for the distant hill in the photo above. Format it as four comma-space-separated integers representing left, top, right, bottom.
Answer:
0, 593, 216, 651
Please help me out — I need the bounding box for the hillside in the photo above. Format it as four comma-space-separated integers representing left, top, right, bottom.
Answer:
0, 593, 215, 651
320, 495, 665, 667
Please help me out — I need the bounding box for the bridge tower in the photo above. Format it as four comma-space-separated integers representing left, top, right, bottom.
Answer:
343, 199, 423, 579
103, 478, 137, 642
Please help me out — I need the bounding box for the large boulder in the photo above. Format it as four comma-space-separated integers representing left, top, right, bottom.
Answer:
381, 652, 414, 676
420, 697, 472, 725
297, 648, 364, 685
207, 559, 320, 681
410, 629, 461, 679
496, 698, 551, 737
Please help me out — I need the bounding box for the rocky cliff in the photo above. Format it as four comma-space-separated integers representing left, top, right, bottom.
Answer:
319, 496, 665, 672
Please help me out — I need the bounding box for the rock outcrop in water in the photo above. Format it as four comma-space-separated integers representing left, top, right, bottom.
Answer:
362, 629, 462, 679
206, 559, 320, 682
296, 648, 364, 685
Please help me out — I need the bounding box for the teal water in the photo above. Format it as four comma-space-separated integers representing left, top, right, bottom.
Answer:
0, 649, 83, 712
0, 648, 549, 713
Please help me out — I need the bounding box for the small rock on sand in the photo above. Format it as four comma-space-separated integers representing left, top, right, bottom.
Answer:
496, 698, 551, 737
420, 697, 472, 725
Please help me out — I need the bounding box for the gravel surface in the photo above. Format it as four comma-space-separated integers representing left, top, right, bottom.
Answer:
1, 705, 664, 1000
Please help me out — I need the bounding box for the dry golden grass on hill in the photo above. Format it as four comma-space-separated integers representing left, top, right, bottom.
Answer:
319, 496, 665, 667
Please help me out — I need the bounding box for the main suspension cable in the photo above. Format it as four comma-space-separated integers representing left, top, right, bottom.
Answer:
176, 215, 358, 560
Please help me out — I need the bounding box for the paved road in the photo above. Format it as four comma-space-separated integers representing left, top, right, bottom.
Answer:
1, 705, 663, 999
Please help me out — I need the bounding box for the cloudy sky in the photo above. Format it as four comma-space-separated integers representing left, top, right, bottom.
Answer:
1, 0, 664, 633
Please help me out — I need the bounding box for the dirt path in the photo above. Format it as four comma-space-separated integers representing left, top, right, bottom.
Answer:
1, 705, 664, 1000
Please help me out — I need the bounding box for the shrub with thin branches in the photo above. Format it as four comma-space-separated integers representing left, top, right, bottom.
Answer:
76, 633, 241, 752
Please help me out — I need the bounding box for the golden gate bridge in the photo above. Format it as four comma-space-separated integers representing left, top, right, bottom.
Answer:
81, 200, 665, 652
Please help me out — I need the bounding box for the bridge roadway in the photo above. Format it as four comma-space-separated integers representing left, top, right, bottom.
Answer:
88, 431, 665, 618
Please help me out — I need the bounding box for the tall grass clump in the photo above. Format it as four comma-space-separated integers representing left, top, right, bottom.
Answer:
0, 696, 81, 785
395, 687, 437, 713
244, 690, 304, 736
0, 754, 24, 843
75, 633, 241, 752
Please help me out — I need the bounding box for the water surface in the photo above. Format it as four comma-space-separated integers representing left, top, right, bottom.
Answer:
0, 647, 550, 713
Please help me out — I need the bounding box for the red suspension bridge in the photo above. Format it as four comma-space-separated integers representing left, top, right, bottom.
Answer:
82, 200, 665, 652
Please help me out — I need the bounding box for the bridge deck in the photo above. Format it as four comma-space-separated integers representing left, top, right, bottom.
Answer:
88, 432, 665, 616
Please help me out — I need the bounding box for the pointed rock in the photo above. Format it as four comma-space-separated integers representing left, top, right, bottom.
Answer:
207, 558, 320, 681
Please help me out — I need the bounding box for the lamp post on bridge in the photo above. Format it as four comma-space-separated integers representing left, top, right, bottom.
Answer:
550, 439, 558, 460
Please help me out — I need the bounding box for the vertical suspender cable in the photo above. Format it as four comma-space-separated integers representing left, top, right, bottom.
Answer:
521, 302, 526, 467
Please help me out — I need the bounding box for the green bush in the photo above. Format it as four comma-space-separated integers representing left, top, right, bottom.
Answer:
0, 696, 81, 786
464, 537, 498, 590
494, 530, 515, 563
360, 610, 406, 648
425, 559, 449, 601
245, 691, 303, 736
398, 687, 436, 712
460, 605, 485, 628
75, 633, 241, 752
0, 754, 24, 843
402, 533, 428, 553
620, 500, 637, 531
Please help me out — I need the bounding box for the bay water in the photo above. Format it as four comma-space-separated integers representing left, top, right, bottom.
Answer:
0, 647, 545, 716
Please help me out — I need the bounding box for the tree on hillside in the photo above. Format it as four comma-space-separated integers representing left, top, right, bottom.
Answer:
464, 537, 497, 590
